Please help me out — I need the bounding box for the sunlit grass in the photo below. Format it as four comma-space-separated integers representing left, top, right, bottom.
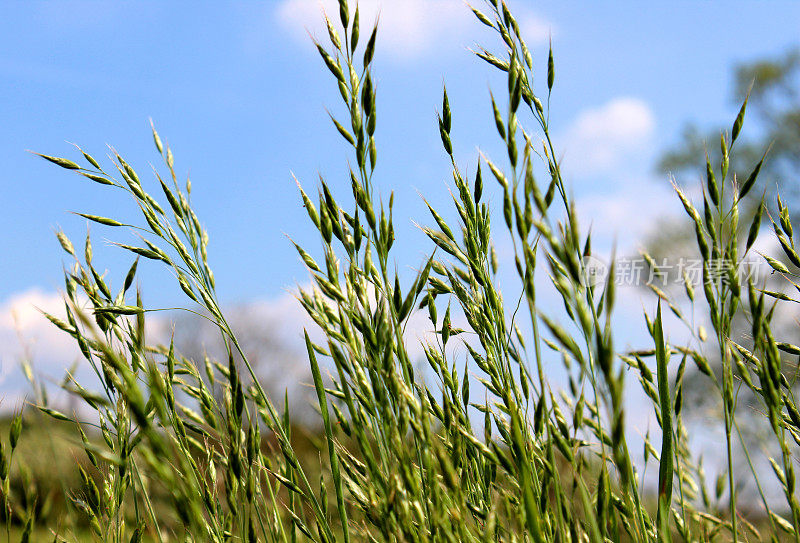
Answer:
11, 1, 800, 541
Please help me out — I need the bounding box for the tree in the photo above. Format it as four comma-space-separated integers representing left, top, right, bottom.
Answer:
659, 48, 799, 194
171, 304, 320, 425
649, 49, 800, 423
646, 50, 799, 273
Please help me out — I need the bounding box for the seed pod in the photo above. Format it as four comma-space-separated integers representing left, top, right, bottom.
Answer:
706, 153, 719, 207
544, 176, 556, 209
94, 305, 144, 315
350, 5, 359, 52
503, 190, 512, 230
9, 415, 21, 450
426, 291, 437, 326
442, 86, 451, 134
779, 194, 793, 238
324, 15, 341, 51
764, 254, 789, 274
77, 147, 102, 169
471, 6, 493, 27
363, 25, 377, 66
510, 74, 522, 113
474, 162, 483, 204
0, 442, 7, 480
338, 0, 348, 28
338, 80, 349, 103
297, 183, 320, 228
316, 42, 344, 83
739, 152, 766, 199
76, 213, 123, 227
720, 133, 729, 180
442, 304, 451, 346
746, 199, 764, 251
731, 87, 750, 144
80, 172, 114, 185
56, 231, 76, 257
776, 231, 800, 268
330, 114, 355, 146
490, 93, 506, 140
438, 115, 452, 155
37, 153, 80, 170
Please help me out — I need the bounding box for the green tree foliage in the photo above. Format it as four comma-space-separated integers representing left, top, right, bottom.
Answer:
659, 48, 799, 197
648, 49, 800, 438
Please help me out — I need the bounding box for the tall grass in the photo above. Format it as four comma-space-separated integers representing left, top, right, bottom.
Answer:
18, 0, 800, 541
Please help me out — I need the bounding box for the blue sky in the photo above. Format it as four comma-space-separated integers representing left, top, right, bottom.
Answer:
1, 1, 799, 399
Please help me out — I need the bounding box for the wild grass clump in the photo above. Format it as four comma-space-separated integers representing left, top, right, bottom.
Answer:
16, 0, 800, 541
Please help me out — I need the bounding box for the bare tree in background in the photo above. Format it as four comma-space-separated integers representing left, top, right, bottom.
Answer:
645, 49, 800, 448
171, 303, 319, 426
659, 48, 799, 192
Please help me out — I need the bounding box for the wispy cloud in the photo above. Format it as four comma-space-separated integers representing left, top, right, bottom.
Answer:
0, 289, 78, 382
561, 97, 656, 177
0, 283, 445, 415
275, 0, 552, 61
0, 289, 169, 396
0, 289, 88, 409
519, 11, 552, 45
576, 175, 680, 254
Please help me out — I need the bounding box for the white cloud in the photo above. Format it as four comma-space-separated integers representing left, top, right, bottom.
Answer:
253, 282, 443, 365
0, 289, 78, 385
277, 0, 467, 60
576, 175, 681, 254
519, 12, 553, 45
561, 97, 656, 176
0, 283, 447, 417
275, 0, 552, 61
0, 288, 172, 398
